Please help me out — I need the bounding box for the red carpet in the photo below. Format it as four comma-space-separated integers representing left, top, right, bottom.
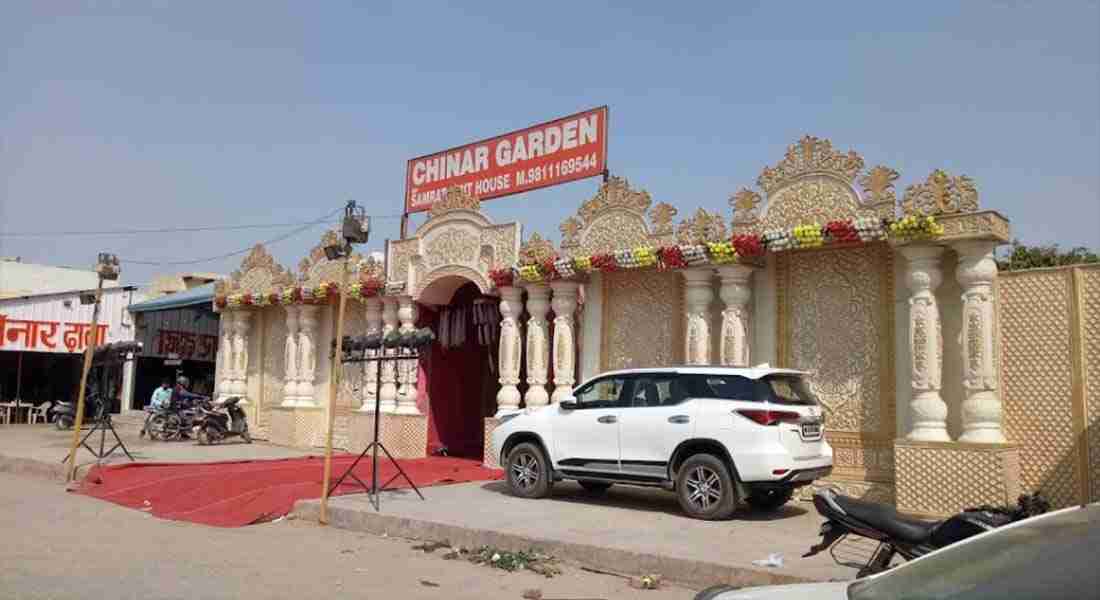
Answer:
74, 455, 503, 527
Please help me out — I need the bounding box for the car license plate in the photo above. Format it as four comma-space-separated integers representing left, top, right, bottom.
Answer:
801, 421, 822, 438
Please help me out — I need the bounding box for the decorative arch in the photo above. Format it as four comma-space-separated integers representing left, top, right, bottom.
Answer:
298, 230, 363, 288
386, 186, 520, 302
731, 136, 898, 234
220, 244, 295, 297
558, 176, 677, 258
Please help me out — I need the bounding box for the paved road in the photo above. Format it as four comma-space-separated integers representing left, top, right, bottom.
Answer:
0, 473, 691, 600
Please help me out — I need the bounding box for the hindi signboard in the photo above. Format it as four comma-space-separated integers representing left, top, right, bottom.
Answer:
405, 106, 608, 213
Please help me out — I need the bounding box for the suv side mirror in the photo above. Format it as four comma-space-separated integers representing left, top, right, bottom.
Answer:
558, 398, 578, 411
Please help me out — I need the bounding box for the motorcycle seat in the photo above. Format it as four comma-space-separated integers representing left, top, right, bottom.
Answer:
833, 494, 937, 545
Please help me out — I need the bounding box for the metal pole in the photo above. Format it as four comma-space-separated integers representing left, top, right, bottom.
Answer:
66, 277, 105, 481
319, 244, 352, 524
399, 213, 409, 240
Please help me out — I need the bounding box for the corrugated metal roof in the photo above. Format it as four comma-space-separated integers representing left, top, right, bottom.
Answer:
127, 282, 216, 313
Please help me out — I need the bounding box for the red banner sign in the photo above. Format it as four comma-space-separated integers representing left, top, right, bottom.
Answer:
0, 314, 108, 353
405, 106, 608, 213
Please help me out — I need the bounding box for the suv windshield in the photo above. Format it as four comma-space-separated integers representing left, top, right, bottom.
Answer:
847, 504, 1099, 600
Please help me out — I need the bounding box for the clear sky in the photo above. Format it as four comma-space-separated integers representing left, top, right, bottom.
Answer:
2, 1, 1098, 284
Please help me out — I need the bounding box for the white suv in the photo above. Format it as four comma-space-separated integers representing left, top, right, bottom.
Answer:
490, 365, 833, 520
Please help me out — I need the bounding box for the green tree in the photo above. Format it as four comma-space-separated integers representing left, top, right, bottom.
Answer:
996, 240, 1099, 271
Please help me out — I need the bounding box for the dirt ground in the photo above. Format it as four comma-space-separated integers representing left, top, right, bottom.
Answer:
0, 473, 693, 600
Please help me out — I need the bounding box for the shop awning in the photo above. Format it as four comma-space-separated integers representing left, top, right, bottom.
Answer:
128, 283, 217, 313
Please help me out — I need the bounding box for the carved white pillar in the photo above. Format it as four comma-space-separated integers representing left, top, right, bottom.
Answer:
496, 286, 524, 415
902, 245, 950, 442
717, 265, 754, 367
955, 241, 1005, 443
379, 297, 399, 413
682, 268, 715, 365
550, 281, 579, 403
360, 297, 382, 412
281, 305, 301, 407
231, 311, 252, 400
296, 305, 319, 407
395, 296, 421, 415
216, 311, 236, 400
523, 284, 551, 408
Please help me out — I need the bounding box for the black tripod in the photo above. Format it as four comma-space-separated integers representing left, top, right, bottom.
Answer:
327, 350, 424, 510
67, 403, 134, 466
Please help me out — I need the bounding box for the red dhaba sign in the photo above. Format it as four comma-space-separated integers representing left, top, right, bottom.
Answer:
405, 106, 608, 213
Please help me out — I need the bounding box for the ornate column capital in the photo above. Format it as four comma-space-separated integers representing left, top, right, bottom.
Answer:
902, 244, 949, 441
523, 284, 551, 408
549, 281, 580, 403
951, 240, 1004, 443
496, 286, 525, 415
716, 265, 754, 367
681, 268, 715, 365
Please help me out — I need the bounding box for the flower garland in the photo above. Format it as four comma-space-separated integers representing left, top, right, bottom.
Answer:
214, 215, 948, 299
706, 241, 738, 264
488, 268, 514, 288
889, 215, 945, 241
732, 234, 765, 258
792, 224, 825, 249
657, 246, 687, 270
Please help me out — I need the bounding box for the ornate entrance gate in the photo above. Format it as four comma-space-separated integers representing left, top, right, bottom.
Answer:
777, 244, 897, 502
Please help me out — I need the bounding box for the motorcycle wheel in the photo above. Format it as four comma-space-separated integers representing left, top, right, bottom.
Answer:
163, 415, 183, 441
148, 414, 166, 440
55, 415, 74, 431
196, 428, 210, 446
241, 430, 252, 444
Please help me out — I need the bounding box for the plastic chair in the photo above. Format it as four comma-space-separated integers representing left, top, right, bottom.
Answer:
30, 401, 52, 425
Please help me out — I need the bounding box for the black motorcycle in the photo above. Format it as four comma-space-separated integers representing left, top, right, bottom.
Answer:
804, 487, 1048, 577
146, 395, 207, 441
194, 396, 251, 445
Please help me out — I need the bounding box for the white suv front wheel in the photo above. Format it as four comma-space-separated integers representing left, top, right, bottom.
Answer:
505, 442, 553, 499
676, 454, 738, 520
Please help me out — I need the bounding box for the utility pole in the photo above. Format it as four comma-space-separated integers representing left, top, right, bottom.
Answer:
66, 253, 119, 482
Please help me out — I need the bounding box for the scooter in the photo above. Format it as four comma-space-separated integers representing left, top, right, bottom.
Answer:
194, 397, 251, 445
51, 393, 103, 430
804, 487, 1048, 577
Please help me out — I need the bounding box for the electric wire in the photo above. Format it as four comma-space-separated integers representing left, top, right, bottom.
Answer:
0, 213, 404, 238
115, 207, 346, 266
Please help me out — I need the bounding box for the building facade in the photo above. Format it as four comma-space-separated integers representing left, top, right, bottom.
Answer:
212, 136, 1100, 516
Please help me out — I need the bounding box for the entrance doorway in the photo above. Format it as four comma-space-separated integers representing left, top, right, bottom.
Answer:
422, 281, 499, 460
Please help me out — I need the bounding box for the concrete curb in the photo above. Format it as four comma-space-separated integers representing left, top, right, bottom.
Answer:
0, 452, 67, 481
293, 498, 809, 590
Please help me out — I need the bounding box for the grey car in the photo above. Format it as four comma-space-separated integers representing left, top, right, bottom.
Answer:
697, 501, 1099, 600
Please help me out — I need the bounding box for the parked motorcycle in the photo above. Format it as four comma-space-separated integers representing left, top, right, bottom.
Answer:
51, 393, 104, 430
804, 487, 1048, 577
193, 396, 251, 445
146, 395, 207, 441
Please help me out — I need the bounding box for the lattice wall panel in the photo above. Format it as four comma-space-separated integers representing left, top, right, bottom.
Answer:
1081, 267, 1100, 502
484, 418, 501, 468
269, 409, 294, 447
379, 414, 428, 459
895, 442, 1021, 516
602, 270, 683, 370
293, 409, 325, 448
999, 270, 1080, 506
